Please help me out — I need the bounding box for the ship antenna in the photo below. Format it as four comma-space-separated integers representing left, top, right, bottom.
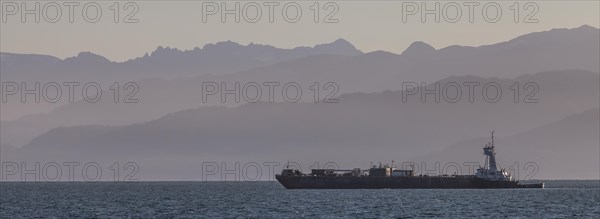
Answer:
286, 160, 289, 169
491, 130, 495, 146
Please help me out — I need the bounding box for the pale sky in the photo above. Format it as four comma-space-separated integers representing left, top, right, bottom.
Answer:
1, 1, 598, 62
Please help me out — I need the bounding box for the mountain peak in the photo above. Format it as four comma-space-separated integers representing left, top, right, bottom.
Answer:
312, 38, 362, 56
149, 46, 182, 57
153, 46, 179, 52
575, 24, 598, 31
401, 41, 436, 56
77, 51, 105, 58
506, 25, 599, 47
331, 38, 353, 46
202, 40, 244, 51
65, 52, 110, 63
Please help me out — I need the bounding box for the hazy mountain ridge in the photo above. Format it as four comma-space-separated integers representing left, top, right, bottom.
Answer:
2, 69, 598, 149
5, 70, 598, 179
2, 25, 598, 121
218, 25, 599, 94
1, 38, 362, 82
0, 39, 362, 120
409, 108, 600, 179
2, 26, 599, 180
2, 25, 597, 84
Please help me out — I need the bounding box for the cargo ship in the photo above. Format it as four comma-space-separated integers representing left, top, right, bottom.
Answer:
276, 132, 544, 189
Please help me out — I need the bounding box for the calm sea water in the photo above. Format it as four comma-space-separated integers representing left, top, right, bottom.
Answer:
1, 180, 598, 218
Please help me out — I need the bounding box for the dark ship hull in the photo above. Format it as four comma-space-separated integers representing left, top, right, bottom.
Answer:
276, 132, 544, 189
276, 175, 544, 189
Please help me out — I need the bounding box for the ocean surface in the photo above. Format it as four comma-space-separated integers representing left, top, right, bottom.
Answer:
1, 180, 599, 218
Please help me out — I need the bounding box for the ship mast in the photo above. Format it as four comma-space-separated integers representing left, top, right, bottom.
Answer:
483, 131, 498, 172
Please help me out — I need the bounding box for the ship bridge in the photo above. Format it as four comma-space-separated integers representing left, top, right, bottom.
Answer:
475, 131, 514, 181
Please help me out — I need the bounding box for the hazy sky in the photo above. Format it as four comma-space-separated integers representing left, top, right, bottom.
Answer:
1, 1, 598, 61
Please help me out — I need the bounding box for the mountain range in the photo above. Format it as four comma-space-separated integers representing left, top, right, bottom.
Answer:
4, 70, 598, 179
2, 25, 598, 121
1, 25, 599, 180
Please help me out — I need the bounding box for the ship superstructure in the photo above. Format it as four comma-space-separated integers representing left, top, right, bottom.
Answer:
475, 131, 514, 181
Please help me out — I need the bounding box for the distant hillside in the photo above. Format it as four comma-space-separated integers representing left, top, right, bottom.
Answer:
410, 108, 600, 179
0, 39, 361, 120
6, 70, 598, 180
2, 25, 598, 120
0, 38, 362, 82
